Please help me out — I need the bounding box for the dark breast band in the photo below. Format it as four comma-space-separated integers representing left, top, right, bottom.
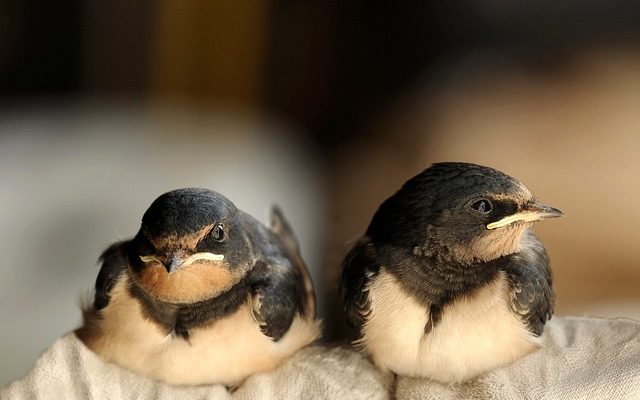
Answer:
129, 274, 252, 339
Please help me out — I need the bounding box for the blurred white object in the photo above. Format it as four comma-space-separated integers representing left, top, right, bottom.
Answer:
0, 101, 325, 387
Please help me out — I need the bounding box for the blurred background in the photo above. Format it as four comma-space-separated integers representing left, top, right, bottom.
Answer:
2, 0, 640, 387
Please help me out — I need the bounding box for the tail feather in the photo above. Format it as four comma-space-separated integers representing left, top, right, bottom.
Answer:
269, 205, 300, 253
269, 205, 316, 318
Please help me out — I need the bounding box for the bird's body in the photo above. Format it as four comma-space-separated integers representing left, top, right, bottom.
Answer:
342, 162, 561, 383
77, 189, 320, 386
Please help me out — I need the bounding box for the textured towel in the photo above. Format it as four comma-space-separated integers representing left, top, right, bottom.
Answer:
0, 336, 386, 400
3, 317, 640, 399
397, 317, 640, 399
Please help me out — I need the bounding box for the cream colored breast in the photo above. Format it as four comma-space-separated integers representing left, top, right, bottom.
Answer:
362, 269, 540, 383
87, 277, 321, 386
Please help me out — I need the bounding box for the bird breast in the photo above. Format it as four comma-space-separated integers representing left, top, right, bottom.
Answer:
360, 269, 541, 383
83, 276, 321, 385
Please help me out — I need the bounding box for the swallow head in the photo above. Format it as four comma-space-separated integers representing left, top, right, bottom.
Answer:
367, 162, 563, 265
129, 188, 252, 303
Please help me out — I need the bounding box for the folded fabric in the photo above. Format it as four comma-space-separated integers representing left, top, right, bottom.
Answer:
1, 335, 386, 400
397, 316, 640, 400
3, 317, 639, 400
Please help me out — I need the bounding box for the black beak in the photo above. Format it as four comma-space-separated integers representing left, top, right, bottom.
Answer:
525, 200, 565, 219
164, 254, 184, 273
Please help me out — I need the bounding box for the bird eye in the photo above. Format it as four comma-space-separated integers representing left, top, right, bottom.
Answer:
212, 224, 225, 242
470, 199, 493, 214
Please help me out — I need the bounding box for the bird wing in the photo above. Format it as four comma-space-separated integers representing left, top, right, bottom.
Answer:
76, 240, 131, 345
94, 240, 131, 310
340, 238, 379, 332
269, 204, 299, 253
267, 205, 316, 318
248, 259, 307, 341
505, 230, 555, 336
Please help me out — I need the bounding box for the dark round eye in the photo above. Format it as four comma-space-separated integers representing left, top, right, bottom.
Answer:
212, 224, 226, 242
470, 199, 493, 214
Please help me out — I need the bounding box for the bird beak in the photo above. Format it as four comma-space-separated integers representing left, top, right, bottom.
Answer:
486, 199, 564, 230
164, 254, 183, 274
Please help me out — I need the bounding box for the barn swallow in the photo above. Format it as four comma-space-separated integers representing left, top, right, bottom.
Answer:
76, 188, 320, 386
341, 162, 563, 383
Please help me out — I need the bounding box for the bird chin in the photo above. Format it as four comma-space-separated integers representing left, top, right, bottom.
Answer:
134, 262, 238, 304
472, 223, 530, 262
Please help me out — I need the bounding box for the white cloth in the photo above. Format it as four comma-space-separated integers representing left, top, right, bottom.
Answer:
1, 336, 386, 400
397, 317, 640, 399
3, 317, 640, 400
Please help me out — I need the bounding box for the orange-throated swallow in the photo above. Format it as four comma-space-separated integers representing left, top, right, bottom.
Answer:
341, 162, 563, 383
76, 188, 321, 386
